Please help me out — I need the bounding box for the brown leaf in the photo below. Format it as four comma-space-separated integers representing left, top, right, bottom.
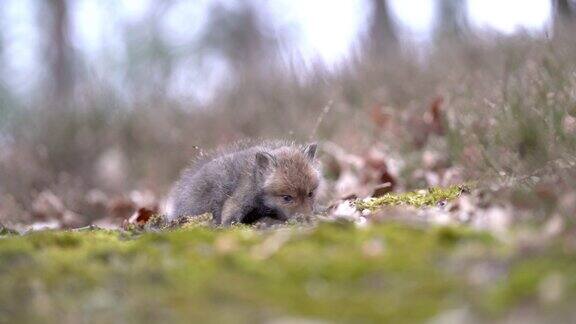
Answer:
129, 207, 155, 225
409, 96, 446, 148
107, 196, 136, 219
61, 210, 83, 228
427, 95, 445, 135
364, 148, 396, 192
31, 190, 65, 221
370, 104, 391, 130
371, 182, 393, 197
30, 190, 85, 229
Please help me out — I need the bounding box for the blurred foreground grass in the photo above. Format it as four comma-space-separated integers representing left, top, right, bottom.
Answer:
1, 218, 576, 323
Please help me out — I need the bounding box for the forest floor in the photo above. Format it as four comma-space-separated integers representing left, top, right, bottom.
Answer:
1, 186, 575, 324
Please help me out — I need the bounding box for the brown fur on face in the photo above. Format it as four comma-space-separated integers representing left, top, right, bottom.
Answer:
262, 146, 320, 218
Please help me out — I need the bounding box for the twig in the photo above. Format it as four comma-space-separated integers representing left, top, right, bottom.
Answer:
309, 100, 333, 141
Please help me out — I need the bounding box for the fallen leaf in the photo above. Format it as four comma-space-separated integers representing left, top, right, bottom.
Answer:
129, 207, 155, 225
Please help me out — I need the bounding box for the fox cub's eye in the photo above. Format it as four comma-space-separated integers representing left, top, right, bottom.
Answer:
282, 195, 293, 203
308, 191, 314, 198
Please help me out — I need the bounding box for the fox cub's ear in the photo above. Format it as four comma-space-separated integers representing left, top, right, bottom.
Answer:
303, 143, 317, 161
256, 152, 277, 170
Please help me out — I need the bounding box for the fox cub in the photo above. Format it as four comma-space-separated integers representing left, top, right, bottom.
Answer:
167, 141, 320, 225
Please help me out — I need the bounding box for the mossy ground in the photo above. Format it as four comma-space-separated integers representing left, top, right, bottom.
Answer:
1, 213, 575, 323
355, 185, 469, 211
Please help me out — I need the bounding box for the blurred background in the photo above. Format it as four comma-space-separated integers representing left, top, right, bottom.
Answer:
1, 0, 575, 227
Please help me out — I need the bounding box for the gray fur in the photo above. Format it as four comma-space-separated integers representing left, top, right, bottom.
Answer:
303, 143, 317, 160
167, 140, 319, 225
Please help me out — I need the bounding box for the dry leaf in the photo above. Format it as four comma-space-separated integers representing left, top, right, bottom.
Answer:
129, 208, 155, 225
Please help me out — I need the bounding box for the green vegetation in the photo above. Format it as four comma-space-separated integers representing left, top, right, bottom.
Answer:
0, 220, 575, 323
355, 185, 468, 211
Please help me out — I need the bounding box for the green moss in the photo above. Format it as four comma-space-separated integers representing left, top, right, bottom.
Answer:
0, 220, 574, 322
355, 184, 469, 211
481, 253, 576, 316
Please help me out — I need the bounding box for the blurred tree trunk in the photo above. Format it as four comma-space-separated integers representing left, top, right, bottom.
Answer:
123, 2, 175, 102
434, 0, 470, 41
553, 0, 575, 34
0, 4, 4, 86
367, 0, 398, 57
44, 0, 73, 105
0, 11, 7, 110
199, 2, 280, 77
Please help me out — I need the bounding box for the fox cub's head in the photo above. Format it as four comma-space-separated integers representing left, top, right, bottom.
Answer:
256, 143, 320, 221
